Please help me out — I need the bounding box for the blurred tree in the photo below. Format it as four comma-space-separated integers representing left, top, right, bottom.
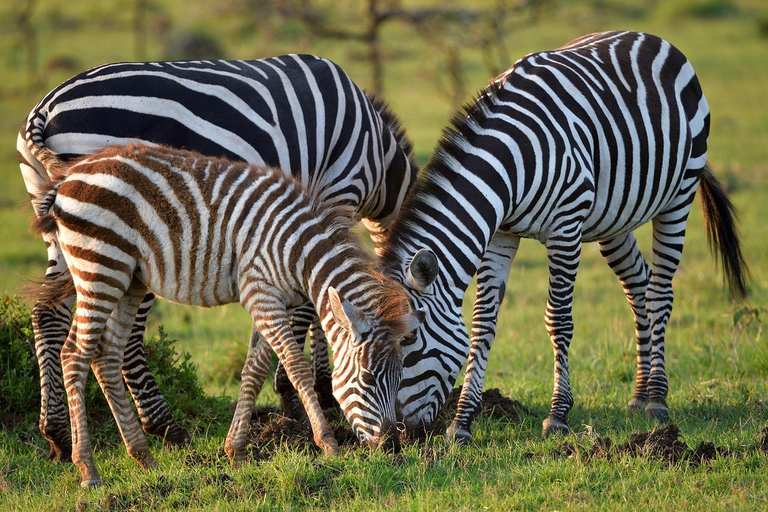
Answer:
228, 0, 547, 103
17, 0, 40, 90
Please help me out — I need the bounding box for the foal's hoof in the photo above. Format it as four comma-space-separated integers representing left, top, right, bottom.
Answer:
542, 416, 570, 438
445, 423, 473, 445
645, 401, 670, 423
319, 436, 340, 457
80, 477, 102, 489
627, 397, 647, 412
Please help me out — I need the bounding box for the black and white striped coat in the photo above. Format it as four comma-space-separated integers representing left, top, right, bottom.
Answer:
382, 31, 747, 438
32, 143, 420, 487
17, 54, 417, 460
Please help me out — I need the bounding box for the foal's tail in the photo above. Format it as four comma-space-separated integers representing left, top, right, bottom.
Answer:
698, 165, 750, 300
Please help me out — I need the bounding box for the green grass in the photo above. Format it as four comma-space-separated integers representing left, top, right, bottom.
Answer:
1, 0, 768, 510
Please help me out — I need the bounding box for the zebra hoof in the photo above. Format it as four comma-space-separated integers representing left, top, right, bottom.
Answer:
445, 423, 473, 445
627, 397, 647, 412
80, 478, 103, 489
645, 401, 670, 423
280, 394, 310, 424
319, 436, 340, 457
542, 416, 570, 438
158, 423, 193, 448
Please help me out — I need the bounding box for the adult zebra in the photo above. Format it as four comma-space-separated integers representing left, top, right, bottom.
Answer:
384, 31, 748, 439
18, 54, 417, 461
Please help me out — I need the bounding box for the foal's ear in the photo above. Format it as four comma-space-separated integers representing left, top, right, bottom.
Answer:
407, 249, 438, 292
328, 286, 371, 339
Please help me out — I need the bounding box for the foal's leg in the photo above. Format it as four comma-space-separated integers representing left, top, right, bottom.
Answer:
274, 305, 312, 421
225, 327, 274, 465
447, 232, 520, 443
91, 280, 158, 472
597, 233, 653, 411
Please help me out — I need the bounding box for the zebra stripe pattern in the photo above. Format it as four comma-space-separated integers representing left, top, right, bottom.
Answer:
380, 31, 747, 438
32, 143, 420, 487
17, 54, 417, 459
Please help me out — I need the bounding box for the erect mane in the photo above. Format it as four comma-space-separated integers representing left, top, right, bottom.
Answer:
365, 92, 419, 174
379, 80, 504, 263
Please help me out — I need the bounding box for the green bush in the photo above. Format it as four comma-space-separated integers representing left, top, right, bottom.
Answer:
0, 294, 229, 432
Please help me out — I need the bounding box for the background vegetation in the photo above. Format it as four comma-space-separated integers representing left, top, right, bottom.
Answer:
1, 0, 766, 509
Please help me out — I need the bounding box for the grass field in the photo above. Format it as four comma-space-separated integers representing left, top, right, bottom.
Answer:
1, 1, 767, 510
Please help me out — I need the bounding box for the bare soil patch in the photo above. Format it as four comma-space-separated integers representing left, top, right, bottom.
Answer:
554, 424, 737, 467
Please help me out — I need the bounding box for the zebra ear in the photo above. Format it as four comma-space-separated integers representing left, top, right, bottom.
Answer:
328, 286, 371, 339
407, 249, 438, 292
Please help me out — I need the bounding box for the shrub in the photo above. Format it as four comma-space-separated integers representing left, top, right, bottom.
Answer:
0, 294, 229, 433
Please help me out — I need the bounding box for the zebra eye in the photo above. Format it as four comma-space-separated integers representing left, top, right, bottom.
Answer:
360, 369, 376, 386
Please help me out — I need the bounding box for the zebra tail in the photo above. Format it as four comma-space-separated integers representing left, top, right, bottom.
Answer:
698, 164, 750, 300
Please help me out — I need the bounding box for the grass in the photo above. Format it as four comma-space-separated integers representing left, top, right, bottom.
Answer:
1, 0, 767, 510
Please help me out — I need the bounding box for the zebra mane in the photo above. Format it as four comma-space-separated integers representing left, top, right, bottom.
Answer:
380, 80, 504, 262
365, 93, 419, 174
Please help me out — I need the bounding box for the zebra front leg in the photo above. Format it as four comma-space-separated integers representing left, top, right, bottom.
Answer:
447, 233, 519, 444
274, 304, 312, 422
542, 228, 583, 437
32, 239, 75, 462
123, 292, 192, 447
310, 318, 339, 415
250, 296, 338, 457
92, 281, 158, 473
225, 327, 273, 465
597, 233, 653, 411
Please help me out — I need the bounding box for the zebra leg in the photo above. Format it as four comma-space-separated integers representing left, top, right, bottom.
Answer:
273, 304, 312, 422
447, 233, 520, 444
91, 280, 158, 473
62, 297, 118, 487
32, 237, 75, 462
250, 297, 338, 457
597, 233, 653, 411
122, 292, 192, 447
310, 318, 340, 414
644, 197, 695, 422
542, 227, 584, 437
225, 326, 273, 465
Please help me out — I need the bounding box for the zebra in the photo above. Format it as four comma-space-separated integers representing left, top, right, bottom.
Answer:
17, 54, 417, 461
380, 31, 748, 439
31, 143, 421, 487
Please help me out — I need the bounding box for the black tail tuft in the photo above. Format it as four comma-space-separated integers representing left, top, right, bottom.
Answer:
698, 165, 750, 300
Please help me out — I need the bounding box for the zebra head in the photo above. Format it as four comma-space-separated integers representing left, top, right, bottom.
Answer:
387, 249, 469, 432
327, 286, 423, 452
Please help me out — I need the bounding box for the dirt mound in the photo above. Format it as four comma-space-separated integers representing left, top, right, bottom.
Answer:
246, 408, 358, 460
555, 424, 734, 467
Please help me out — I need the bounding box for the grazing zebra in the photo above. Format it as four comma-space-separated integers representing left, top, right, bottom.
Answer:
31, 143, 420, 487
17, 54, 417, 460
381, 31, 748, 439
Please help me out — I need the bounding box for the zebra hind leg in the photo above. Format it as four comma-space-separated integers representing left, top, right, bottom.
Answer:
92, 280, 158, 473
447, 233, 519, 444
122, 292, 192, 448
225, 327, 273, 465
32, 240, 75, 462
597, 233, 652, 412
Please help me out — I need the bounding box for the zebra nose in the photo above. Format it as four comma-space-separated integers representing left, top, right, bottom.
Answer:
370, 419, 401, 454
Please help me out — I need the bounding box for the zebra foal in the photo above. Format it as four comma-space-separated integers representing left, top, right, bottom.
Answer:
32, 143, 420, 487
